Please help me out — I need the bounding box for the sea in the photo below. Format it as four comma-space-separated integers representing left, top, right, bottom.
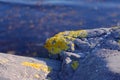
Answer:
0, 0, 120, 57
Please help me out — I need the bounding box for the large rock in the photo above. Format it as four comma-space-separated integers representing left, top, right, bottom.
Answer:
1, 27, 120, 80
44, 27, 120, 80
0, 53, 61, 80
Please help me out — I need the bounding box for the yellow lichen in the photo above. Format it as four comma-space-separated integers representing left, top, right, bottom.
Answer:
44, 30, 87, 54
71, 61, 79, 70
44, 36, 69, 54
0, 59, 9, 64
34, 74, 40, 78
21, 62, 51, 73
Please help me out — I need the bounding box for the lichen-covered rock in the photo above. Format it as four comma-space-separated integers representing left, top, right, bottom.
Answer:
1, 27, 120, 80
44, 30, 88, 55
44, 27, 120, 80
0, 53, 61, 80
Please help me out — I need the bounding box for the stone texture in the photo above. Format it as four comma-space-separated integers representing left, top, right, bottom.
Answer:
1, 27, 120, 80
0, 53, 61, 80
46, 27, 120, 80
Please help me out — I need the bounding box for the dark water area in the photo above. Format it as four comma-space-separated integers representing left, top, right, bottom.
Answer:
0, 0, 120, 57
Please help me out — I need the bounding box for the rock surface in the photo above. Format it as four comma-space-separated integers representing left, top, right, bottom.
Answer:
1, 27, 120, 80
45, 27, 120, 80
0, 53, 61, 80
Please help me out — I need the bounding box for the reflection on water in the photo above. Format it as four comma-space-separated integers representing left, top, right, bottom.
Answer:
0, 0, 120, 57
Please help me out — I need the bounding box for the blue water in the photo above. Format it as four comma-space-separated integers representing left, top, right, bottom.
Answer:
0, 0, 120, 57
1, 0, 120, 8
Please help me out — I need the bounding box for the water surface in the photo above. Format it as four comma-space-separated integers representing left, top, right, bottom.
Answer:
0, 0, 120, 57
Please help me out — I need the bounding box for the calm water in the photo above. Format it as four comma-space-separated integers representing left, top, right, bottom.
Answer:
0, 0, 120, 57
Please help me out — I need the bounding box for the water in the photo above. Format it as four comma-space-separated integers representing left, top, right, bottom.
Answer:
0, 0, 120, 57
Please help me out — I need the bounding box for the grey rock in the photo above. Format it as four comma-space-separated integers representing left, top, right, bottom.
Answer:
0, 53, 61, 80
87, 28, 110, 38
72, 49, 120, 80
60, 52, 85, 61
100, 39, 120, 50
1, 27, 120, 80
111, 28, 120, 39
57, 27, 120, 80
74, 39, 91, 52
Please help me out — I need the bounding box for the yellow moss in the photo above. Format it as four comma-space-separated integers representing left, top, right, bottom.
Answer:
71, 61, 79, 70
44, 30, 87, 54
21, 62, 51, 73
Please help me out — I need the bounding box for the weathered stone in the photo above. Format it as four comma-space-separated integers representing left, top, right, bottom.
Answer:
72, 49, 120, 80
0, 53, 61, 80
74, 38, 90, 52
1, 27, 120, 80
87, 28, 110, 38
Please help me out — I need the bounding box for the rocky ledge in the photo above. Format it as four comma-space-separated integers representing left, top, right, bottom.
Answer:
1, 27, 120, 80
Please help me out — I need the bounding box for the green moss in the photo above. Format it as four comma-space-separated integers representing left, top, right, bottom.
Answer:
71, 61, 79, 70
44, 30, 87, 54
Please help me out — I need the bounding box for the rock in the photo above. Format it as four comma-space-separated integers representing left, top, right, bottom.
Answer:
0, 53, 61, 80
87, 28, 111, 38
44, 27, 120, 80
72, 49, 120, 80
1, 27, 120, 80
60, 52, 84, 60
74, 38, 91, 52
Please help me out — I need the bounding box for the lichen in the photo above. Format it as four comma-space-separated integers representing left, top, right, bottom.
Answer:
21, 62, 51, 73
71, 61, 79, 70
44, 36, 69, 54
34, 74, 40, 78
0, 59, 9, 64
44, 30, 87, 54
